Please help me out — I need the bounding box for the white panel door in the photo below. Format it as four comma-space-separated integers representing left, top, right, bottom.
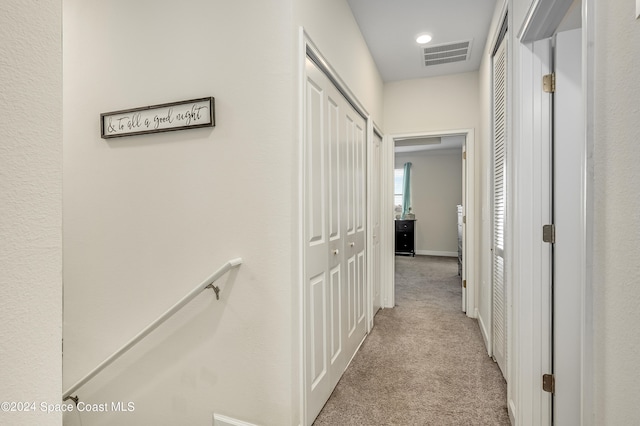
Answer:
492, 34, 508, 378
553, 28, 583, 425
304, 56, 367, 425
461, 146, 467, 312
371, 132, 382, 316
343, 106, 367, 362
304, 65, 331, 422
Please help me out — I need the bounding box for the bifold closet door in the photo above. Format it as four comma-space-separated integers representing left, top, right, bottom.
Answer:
304, 56, 367, 424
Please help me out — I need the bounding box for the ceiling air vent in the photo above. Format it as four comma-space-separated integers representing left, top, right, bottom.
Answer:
422, 40, 473, 67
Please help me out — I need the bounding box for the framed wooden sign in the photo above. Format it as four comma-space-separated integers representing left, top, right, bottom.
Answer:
101, 97, 215, 139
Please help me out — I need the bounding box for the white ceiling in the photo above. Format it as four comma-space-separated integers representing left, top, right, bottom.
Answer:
347, 0, 498, 82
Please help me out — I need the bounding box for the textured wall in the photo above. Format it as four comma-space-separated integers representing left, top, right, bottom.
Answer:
593, 0, 640, 423
0, 1, 62, 425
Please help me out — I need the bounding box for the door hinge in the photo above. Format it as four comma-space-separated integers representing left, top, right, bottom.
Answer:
463, 215, 466, 224
543, 73, 556, 93
542, 374, 555, 393
463, 280, 467, 288
543, 224, 555, 244
463, 151, 467, 160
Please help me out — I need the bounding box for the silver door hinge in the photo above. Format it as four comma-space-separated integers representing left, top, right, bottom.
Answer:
542, 374, 555, 393
543, 73, 556, 93
543, 224, 555, 244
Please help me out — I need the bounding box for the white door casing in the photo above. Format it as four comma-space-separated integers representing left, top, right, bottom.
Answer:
303, 54, 367, 425
384, 129, 475, 316
462, 145, 467, 312
511, 34, 553, 425
370, 130, 383, 318
513, 0, 584, 421
553, 27, 583, 425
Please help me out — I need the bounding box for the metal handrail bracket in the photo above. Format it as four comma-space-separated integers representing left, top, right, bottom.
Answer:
62, 257, 243, 401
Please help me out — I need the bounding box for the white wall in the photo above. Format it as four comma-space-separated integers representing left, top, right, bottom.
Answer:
395, 151, 462, 255
592, 1, 640, 423
384, 72, 480, 135
0, 1, 63, 425
63, 1, 294, 425
63, 1, 383, 425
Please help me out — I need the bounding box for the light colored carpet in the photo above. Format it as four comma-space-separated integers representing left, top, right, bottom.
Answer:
313, 255, 510, 425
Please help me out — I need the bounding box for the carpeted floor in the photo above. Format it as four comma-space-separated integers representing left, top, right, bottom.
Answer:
313, 255, 510, 425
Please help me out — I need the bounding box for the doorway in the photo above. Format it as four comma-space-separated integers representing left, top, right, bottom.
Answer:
382, 129, 476, 316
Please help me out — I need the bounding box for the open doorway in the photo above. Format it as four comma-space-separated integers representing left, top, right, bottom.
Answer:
382, 129, 476, 316
382, 129, 476, 317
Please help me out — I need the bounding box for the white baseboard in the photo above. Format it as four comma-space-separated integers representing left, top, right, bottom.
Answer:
477, 312, 492, 356
508, 399, 516, 425
415, 250, 458, 257
213, 414, 259, 426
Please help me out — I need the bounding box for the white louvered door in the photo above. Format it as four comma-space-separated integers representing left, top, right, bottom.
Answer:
304, 56, 367, 425
492, 34, 508, 378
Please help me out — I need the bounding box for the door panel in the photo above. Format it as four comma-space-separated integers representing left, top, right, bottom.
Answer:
357, 251, 366, 322
310, 273, 327, 389
347, 255, 357, 337
304, 56, 367, 425
328, 98, 340, 242
329, 266, 342, 363
306, 80, 325, 247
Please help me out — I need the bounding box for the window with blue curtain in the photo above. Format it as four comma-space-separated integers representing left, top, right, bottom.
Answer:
401, 162, 412, 219
394, 168, 404, 206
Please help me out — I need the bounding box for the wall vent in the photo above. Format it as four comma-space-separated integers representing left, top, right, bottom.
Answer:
422, 40, 473, 67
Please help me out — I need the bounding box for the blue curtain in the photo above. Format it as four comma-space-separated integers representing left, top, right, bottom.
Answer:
401, 162, 412, 219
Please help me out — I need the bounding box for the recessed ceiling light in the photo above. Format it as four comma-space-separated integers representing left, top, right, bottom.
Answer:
416, 34, 432, 44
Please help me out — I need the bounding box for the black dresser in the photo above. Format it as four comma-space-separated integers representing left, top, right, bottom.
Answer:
395, 219, 416, 256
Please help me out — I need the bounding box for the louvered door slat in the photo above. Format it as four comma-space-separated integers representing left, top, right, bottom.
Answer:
492, 32, 508, 378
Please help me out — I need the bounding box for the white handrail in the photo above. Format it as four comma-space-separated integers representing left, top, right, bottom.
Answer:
62, 257, 243, 401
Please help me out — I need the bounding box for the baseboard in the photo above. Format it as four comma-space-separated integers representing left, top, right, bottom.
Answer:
415, 250, 458, 257
508, 399, 516, 425
477, 312, 491, 356
213, 414, 259, 426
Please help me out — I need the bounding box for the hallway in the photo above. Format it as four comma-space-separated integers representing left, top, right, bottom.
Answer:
313, 256, 509, 425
